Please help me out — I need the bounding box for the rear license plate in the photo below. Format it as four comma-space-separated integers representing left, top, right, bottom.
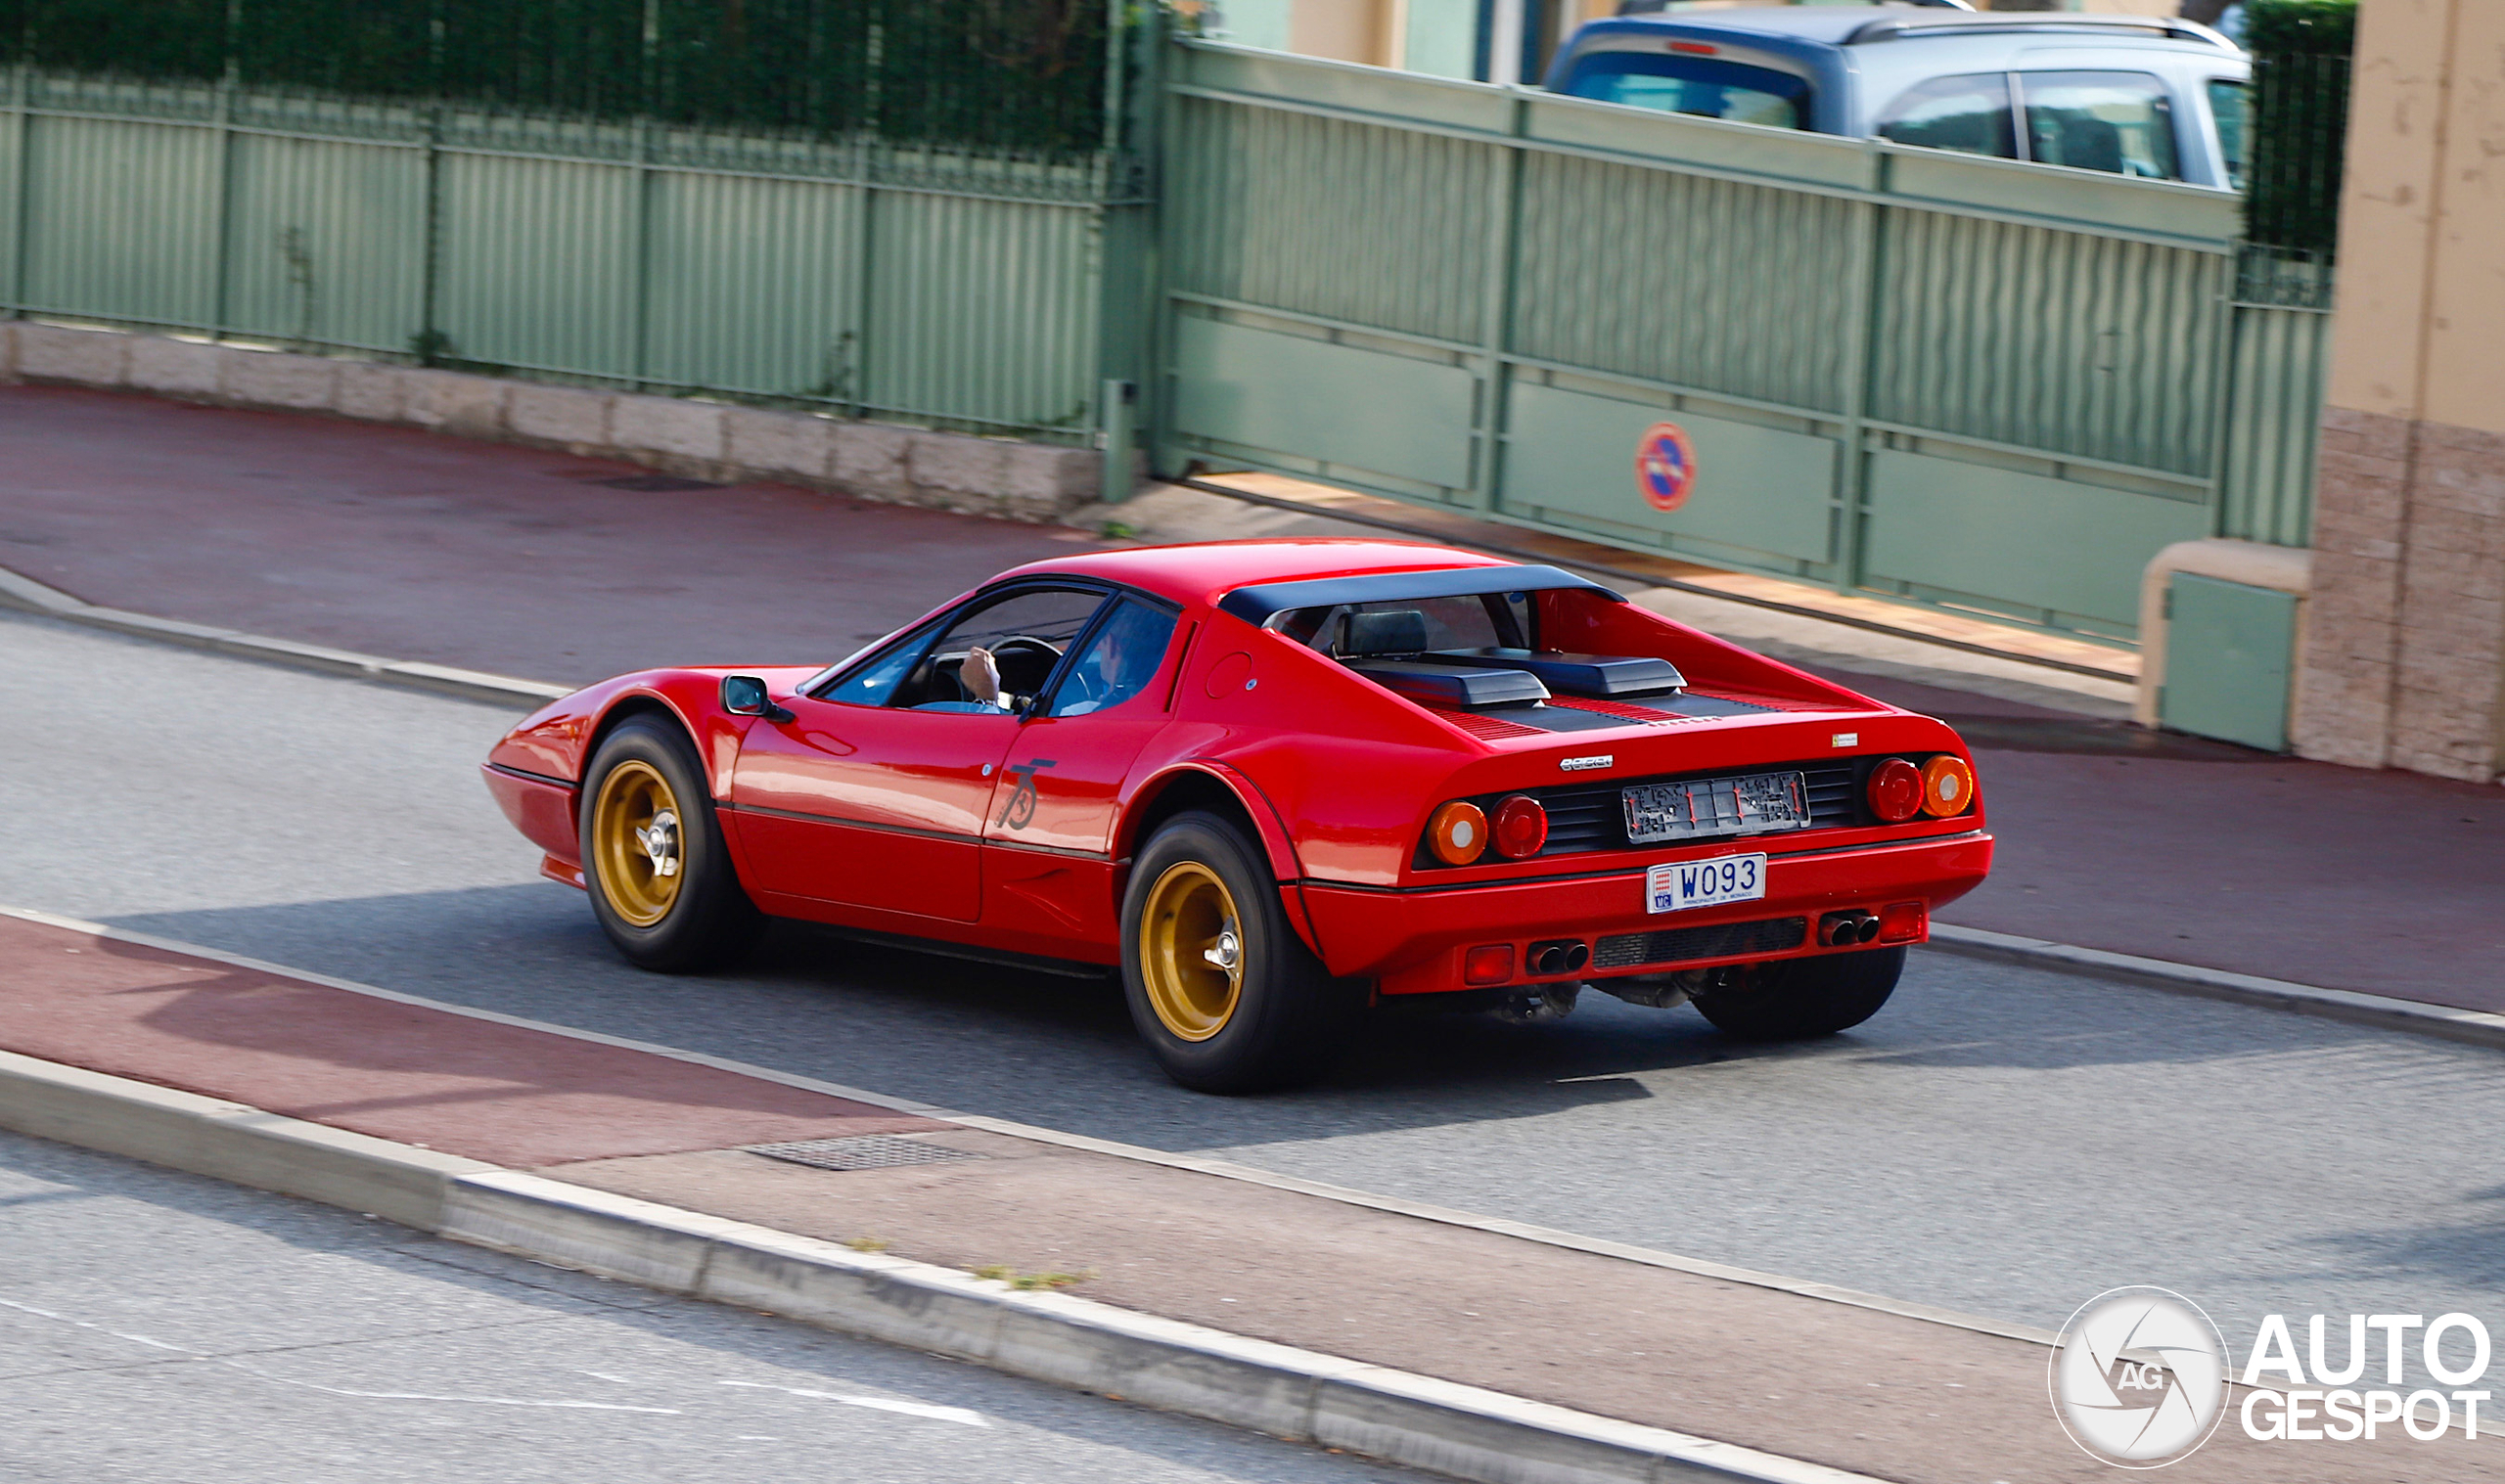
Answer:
1622, 771, 1809, 843
1647, 854, 1767, 914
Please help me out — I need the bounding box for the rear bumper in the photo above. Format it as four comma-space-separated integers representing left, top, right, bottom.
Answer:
1301, 832, 1992, 994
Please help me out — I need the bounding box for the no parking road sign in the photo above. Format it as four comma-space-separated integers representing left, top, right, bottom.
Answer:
1635, 422, 1697, 514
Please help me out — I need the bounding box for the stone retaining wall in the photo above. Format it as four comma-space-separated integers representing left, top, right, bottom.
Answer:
2296, 407, 2505, 782
3, 322, 1102, 523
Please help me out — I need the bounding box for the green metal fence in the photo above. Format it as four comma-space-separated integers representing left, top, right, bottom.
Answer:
1155, 41, 2331, 644
0, 58, 1148, 439
3, 0, 1115, 157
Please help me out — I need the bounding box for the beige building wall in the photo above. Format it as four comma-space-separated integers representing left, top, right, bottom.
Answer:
1292, 0, 1397, 66
2295, 0, 2505, 782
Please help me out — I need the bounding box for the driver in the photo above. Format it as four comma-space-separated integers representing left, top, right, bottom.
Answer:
1057, 608, 1154, 716
961, 606, 1163, 714
961, 646, 1012, 709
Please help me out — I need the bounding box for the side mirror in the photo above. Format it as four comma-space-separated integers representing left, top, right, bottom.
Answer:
720, 675, 795, 723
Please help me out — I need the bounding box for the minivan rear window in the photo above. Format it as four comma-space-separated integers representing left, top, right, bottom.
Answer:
1561, 53, 1810, 131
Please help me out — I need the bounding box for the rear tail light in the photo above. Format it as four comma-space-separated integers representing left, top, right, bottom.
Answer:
1428, 800, 1489, 866
1867, 757, 1923, 823
1464, 944, 1516, 985
1920, 755, 1976, 817
1878, 901, 1927, 944
1492, 794, 1549, 859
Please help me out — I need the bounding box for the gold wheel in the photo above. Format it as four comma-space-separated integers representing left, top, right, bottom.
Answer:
1138, 861, 1243, 1042
590, 759, 684, 928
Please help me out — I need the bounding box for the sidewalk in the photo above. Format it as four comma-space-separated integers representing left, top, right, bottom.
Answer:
0, 908, 2469, 1484
3, 382, 2500, 1010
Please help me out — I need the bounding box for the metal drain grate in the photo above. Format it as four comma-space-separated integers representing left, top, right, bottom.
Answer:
746, 1135, 982, 1172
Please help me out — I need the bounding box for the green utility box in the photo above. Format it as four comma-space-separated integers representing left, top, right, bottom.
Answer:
2161, 572, 2299, 751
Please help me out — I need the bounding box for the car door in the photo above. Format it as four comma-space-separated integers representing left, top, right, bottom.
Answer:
730, 585, 1111, 923
980, 597, 1187, 955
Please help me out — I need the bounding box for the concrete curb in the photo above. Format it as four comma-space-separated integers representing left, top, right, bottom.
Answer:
1923, 923, 2505, 1053
0, 563, 567, 709
5, 321, 1102, 524
0, 1043, 1882, 1484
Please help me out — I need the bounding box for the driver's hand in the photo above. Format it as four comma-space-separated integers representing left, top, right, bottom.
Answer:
961, 647, 1003, 706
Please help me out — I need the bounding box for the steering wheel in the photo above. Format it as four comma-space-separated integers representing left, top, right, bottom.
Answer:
984, 636, 1065, 702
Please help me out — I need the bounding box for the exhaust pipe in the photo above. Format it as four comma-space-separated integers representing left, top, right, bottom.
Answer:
1819, 911, 1880, 947
1527, 939, 1589, 976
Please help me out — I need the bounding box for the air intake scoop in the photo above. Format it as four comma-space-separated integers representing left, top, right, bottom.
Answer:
1412, 648, 1685, 698
1345, 658, 1551, 709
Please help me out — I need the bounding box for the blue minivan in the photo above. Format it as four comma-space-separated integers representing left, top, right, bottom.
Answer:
1544, 6, 2250, 190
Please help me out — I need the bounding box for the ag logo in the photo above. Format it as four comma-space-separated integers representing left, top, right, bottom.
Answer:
1635, 422, 1698, 514
2051, 1286, 2228, 1467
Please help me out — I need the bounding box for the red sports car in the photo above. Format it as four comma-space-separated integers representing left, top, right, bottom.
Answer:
482, 540, 1990, 1091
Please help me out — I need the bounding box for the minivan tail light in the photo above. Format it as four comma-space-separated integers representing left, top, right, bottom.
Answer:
1667, 40, 1716, 55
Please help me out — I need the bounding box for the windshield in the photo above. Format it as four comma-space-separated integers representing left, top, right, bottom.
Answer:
1560, 52, 1811, 130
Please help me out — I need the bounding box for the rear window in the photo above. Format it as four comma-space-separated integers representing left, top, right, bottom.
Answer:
1278, 594, 1533, 654
1561, 53, 1810, 131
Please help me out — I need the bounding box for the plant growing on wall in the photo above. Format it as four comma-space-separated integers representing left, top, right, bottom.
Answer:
2243, 0, 2355, 255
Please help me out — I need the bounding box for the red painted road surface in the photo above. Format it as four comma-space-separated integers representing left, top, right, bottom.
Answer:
2, 383, 2500, 1009
0, 914, 937, 1166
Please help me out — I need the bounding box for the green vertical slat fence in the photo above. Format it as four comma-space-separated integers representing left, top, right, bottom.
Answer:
0, 66, 1134, 442
1157, 39, 2334, 645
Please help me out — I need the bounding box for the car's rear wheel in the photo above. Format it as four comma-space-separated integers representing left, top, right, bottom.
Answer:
1690, 946, 1904, 1041
580, 715, 764, 972
1122, 812, 1349, 1094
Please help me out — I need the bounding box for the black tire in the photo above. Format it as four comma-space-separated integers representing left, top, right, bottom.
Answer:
579, 715, 765, 973
1120, 811, 1353, 1094
1691, 946, 1904, 1041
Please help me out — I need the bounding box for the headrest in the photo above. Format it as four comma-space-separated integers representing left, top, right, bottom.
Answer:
1341, 609, 1429, 656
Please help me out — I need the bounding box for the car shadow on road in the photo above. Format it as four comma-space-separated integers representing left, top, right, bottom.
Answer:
100, 881, 2485, 1159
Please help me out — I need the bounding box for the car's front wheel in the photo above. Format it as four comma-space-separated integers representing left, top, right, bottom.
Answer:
1121, 812, 1350, 1094
1690, 946, 1904, 1041
579, 715, 764, 972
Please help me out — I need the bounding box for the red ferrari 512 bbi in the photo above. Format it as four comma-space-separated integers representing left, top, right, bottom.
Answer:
482, 539, 1992, 1092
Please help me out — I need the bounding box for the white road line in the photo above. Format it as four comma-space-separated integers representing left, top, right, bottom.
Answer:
720, 1379, 989, 1426
0, 1297, 681, 1415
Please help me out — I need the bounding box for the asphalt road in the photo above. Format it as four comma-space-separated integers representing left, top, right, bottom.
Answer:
6, 608, 2504, 1347
0, 1130, 1416, 1484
